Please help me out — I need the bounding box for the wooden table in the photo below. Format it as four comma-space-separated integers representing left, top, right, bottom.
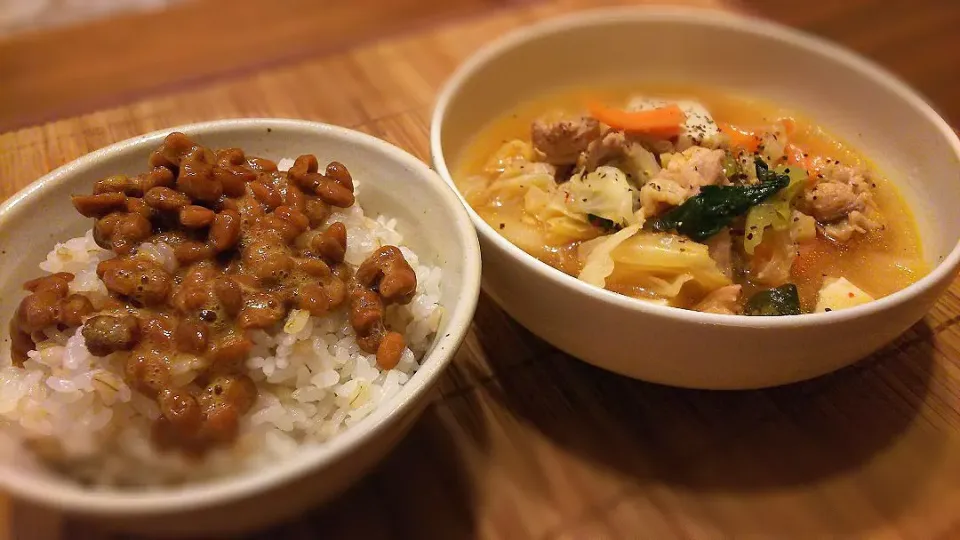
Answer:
3, 0, 960, 538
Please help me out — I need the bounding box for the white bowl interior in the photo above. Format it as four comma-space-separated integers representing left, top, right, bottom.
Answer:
436, 8, 960, 267
0, 120, 480, 515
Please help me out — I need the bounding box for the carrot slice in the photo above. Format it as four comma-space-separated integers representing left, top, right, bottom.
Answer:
587, 102, 685, 137
784, 143, 808, 167
778, 117, 797, 136
717, 122, 761, 153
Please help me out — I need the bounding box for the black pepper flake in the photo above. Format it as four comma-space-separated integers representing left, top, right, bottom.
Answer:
499, 223, 505, 229
746, 233, 754, 240
817, 174, 824, 178
200, 309, 217, 322
825, 307, 832, 312
812, 196, 818, 200
784, 168, 791, 173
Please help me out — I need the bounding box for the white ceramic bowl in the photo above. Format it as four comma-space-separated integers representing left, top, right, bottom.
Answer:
0, 119, 481, 536
431, 7, 960, 389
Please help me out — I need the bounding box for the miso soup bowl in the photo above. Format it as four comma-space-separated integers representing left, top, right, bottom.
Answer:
0, 119, 481, 536
430, 7, 960, 389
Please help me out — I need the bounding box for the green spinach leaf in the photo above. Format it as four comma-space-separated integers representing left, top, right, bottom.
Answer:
650, 158, 789, 241
744, 284, 802, 316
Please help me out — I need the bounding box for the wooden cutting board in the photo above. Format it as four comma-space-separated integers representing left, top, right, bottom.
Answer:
3, 0, 960, 538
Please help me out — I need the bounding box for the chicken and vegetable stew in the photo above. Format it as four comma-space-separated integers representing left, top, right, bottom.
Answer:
455, 86, 928, 315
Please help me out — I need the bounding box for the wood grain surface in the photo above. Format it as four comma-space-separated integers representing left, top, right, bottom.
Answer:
0, 0, 507, 131
3, 0, 960, 538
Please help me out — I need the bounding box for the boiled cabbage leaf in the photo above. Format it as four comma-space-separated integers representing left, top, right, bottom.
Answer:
459, 174, 493, 207
577, 224, 643, 288
565, 166, 635, 226
608, 231, 732, 294
751, 229, 796, 286
525, 185, 599, 245
743, 165, 808, 254
483, 140, 536, 176
489, 168, 556, 202
610, 145, 661, 186
633, 273, 695, 299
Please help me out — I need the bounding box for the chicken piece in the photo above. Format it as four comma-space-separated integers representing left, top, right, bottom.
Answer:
693, 285, 742, 315
639, 147, 727, 216
821, 210, 883, 242
804, 182, 867, 222
804, 162, 883, 242
578, 131, 627, 172
531, 117, 601, 166
575, 130, 661, 184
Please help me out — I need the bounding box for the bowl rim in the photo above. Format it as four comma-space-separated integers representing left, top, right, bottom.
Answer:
0, 118, 482, 515
430, 5, 960, 329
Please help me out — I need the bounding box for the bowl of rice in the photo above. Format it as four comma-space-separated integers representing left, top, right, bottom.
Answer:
0, 119, 481, 535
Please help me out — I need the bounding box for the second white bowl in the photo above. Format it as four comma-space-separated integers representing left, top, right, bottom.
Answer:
430, 8, 960, 389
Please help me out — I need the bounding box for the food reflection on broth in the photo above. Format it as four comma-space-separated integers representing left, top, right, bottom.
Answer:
454, 85, 928, 315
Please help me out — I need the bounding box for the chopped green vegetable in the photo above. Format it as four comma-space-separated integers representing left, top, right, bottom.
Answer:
744, 284, 802, 316
743, 164, 808, 254
754, 158, 787, 184
650, 158, 790, 241
721, 152, 742, 180
588, 213, 622, 232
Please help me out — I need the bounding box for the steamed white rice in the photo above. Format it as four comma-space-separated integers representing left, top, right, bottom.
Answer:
0, 171, 443, 486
